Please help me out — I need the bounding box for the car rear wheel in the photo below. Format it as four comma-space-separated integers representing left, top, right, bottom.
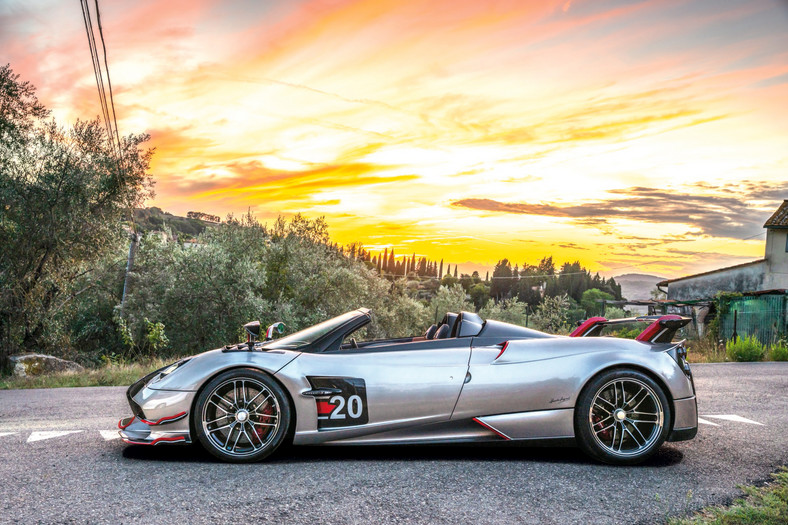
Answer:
193, 368, 291, 463
575, 369, 671, 465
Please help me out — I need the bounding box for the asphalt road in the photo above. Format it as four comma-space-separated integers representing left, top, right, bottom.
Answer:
0, 362, 786, 524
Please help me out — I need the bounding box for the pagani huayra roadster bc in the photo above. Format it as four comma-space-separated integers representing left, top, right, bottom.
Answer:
119, 309, 697, 465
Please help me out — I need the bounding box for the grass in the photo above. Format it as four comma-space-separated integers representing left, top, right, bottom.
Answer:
769, 340, 788, 362
668, 467, 788, 525
0, 357, 179, 389
686, 337, 727, 363
686, 336, 788, 364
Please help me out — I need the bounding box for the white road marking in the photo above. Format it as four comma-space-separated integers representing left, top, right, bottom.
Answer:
703, 414, 764, 426
100, 430, 120, 441
697, 417, 719, 426
0, 432, 18, 437
27, 430, 83, 443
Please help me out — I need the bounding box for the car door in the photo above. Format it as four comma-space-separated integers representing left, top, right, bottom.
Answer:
275, 337, 472, 444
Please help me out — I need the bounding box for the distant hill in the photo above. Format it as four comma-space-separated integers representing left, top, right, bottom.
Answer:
613, 273, 667, 301
133, 207, 219, 240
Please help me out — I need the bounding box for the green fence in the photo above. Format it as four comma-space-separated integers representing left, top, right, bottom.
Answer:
719, 294, 788, 344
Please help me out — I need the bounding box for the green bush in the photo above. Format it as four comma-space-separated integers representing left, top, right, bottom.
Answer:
480, 297, 530, 327
121, 213, 427, 357
611, 326, 641, 339
769, 340, 788, 362
725, 334, 765, 362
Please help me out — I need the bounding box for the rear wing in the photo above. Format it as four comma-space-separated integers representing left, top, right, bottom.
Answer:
570, 314, 691, 344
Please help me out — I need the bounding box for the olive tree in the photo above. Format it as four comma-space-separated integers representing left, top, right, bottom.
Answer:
0, 65, 152, 368
122, 213, 427, 357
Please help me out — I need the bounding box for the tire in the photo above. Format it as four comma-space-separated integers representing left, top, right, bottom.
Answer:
193, 368, 291, 463
574, 368, 671, 465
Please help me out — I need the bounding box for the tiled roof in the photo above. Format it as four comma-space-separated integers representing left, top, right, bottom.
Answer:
764, 199, 788, 228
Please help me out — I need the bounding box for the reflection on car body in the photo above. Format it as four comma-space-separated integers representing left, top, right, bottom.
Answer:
119, 308, 697, 464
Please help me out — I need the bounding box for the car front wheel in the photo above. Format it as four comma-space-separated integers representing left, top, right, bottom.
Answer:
193, 368, 291, 463
575, 369, 671, 465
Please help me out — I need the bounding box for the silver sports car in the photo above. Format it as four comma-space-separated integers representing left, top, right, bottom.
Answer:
119, 309, 697, 465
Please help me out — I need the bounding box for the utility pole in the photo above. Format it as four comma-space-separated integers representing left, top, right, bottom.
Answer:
120, 229, 138, 314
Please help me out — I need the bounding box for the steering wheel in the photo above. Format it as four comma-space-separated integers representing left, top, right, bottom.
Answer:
350, 338, 358, 349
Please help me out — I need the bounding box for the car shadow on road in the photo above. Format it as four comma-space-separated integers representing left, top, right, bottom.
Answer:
122, 442, 684, 467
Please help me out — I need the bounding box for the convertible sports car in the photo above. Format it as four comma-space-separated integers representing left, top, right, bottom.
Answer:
118, 309, 697, 465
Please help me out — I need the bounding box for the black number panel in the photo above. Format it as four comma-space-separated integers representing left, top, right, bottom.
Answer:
308, 377, 369, 429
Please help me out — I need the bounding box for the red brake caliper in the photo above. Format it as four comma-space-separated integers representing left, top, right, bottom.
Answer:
255, 403, 274, 439
592, 413, 611, 441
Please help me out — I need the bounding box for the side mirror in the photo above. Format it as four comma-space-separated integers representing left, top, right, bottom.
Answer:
265, 322, 285, 341
243, 321, 261, 342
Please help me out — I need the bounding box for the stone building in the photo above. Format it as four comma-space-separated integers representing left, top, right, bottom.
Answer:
657, 200, 788, 301
657, 200, 788, 342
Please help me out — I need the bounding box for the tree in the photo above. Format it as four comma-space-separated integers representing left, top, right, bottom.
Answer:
469, 282, 491, 310
441, 272, 459, 288
459, 273, 474, 292
123, 214, 428, 355
0, 65, 152, 368
429, 284, 471, 323
533, 294, 570, 333
490, 259, 513, 300
186, 211, 220, 223
418, 257, 427, 276
650, 287, 666, 301
580, 288, 615, 317
480, 297, 529, 326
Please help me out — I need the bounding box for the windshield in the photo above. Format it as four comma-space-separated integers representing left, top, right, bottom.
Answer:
263, 311, 362, 350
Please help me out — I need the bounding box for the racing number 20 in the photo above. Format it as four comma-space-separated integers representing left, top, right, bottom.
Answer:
328, 394, 363, 419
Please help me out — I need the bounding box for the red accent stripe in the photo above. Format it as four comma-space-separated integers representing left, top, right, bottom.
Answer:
118, 417, 135, 430
138, 411, 187, 426
494, 342, 509, 360
121, 436, 187, 446
570, 317, 608, 337
636, 315, 683, 342
473, 417, 511, 440
316, 400, 336, 415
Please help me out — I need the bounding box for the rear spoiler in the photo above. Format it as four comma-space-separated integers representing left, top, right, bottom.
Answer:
570, 315, 691, 343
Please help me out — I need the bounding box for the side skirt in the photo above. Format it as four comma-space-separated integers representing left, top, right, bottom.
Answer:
316, 408, 576, 446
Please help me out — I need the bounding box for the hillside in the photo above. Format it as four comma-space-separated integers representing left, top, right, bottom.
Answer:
133, 207, 219, 240
613, 273, 667, 301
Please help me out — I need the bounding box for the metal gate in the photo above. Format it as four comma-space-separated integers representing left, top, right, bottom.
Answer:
719, 294, 788, 344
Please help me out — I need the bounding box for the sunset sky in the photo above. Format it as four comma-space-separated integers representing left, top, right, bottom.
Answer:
3, 0, 788, 277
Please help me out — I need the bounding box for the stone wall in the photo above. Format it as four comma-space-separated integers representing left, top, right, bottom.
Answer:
666, 261, 767, 301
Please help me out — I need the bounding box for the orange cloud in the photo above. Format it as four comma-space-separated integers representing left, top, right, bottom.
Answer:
5, 0, 788, 277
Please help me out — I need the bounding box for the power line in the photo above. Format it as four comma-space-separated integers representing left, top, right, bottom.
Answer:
92, 0, 122, 163
79, 0, 136, 314
79, 0, 110, 142
79, 0, 120, 161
